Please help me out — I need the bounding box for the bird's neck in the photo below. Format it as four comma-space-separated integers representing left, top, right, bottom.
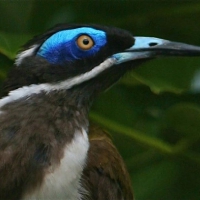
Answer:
2, 87, 91, 122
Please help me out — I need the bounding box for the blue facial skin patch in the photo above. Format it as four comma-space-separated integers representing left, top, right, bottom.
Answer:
37, 27, 107, 64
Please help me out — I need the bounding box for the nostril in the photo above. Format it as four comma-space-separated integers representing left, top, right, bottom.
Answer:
149, 42, 158, 47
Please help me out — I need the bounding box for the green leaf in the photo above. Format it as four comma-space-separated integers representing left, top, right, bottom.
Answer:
132, 58, 200, 93
162, 103, 200, 155
0, 31, 32, 59
164, 103, 200, 137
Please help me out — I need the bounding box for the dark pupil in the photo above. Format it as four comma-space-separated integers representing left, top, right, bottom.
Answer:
83, 39, 89, 45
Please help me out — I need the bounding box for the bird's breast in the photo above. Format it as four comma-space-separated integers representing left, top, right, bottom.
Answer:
22, 128, 89, 200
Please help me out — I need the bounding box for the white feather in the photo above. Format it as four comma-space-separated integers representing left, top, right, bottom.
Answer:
0, 57, 116, 109
23, 128, 89, 200
15, 45, 39, 66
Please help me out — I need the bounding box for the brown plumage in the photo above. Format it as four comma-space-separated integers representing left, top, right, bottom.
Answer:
82, 124, 134, 200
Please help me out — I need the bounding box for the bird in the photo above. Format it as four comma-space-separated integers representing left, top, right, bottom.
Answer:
0, 23, 200, 200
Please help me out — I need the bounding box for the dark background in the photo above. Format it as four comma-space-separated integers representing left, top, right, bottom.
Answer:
0, 1, 200, 199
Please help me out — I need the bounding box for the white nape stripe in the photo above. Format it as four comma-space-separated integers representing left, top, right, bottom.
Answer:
23, 128, 89, 200
15, 45, 39, 66
0, 57, 116, 108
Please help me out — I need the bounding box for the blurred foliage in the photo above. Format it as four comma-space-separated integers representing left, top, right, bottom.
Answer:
1, 1, 200, 199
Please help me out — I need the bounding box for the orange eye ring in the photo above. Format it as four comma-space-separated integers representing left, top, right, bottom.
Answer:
76, 35, 94, 50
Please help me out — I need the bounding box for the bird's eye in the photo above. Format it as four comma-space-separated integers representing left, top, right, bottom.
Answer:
76, 35, 94, 50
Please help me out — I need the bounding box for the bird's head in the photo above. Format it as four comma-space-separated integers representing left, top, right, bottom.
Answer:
2, 24, 200, 103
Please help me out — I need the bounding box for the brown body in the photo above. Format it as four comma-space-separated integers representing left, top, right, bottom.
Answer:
83, 125, 134, 200
0, 89, 133, 200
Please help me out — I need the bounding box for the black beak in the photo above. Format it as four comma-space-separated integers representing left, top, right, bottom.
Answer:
112, 37, 200, 64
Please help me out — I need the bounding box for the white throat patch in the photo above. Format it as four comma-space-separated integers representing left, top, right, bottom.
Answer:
0, 57, 116, 109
